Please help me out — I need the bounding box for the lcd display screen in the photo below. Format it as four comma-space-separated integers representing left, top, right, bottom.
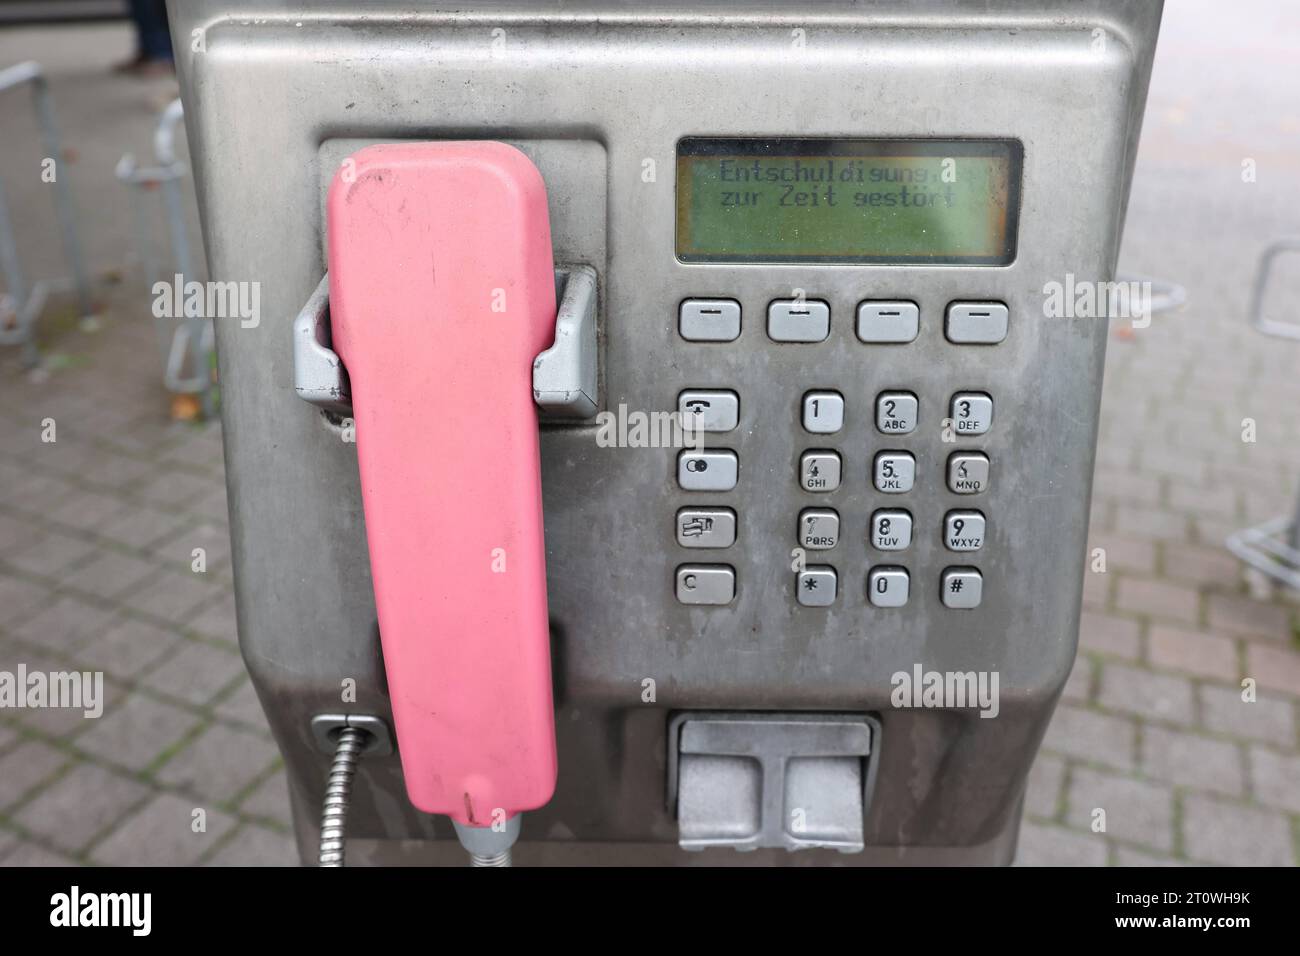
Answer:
675, 138, 1021, 264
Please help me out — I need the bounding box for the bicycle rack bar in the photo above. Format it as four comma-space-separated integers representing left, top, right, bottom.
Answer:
1226, 237, 1300, 589
117, 98, 216, 415
0, 60, 96, 367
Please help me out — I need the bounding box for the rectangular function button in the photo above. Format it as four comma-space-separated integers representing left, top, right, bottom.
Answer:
798, 508, 840, 550
945, 302, 1008, 344
947, 452, 989, 494
873, 452, 915, 493
802, 391, 844, 433
768, 299, 830, 342
944, 510, 985, 551
876, 391, 918, 434
870, 509, 913, 551
680, 299, 741, 342
800, 450, 842, 492
676, 565, 736, 605
941, 567, 983, 608
857, 301, 919, 343
950, 392, 993, 435
868, 566, 910, 608
678, 389, 740, 433
796, 566, 837, 607
676, 508, 737, 548
678, 450, 738, 491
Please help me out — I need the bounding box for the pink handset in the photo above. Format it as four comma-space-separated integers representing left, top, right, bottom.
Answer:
326, 143, 558, 836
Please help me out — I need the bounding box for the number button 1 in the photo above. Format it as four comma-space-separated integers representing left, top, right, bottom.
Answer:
802, 391, 844, 433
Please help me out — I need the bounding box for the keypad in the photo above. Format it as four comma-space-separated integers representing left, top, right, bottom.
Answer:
676, 299, 997, 608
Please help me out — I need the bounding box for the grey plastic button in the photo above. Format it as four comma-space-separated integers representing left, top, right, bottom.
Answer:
768, 299, 830, 342
676, 508, 737, 548
680, 299, 741, 342
802, 391, 844, 433
676, 565, 736, 605
678, 450, 738, 491
678, 389, 739, 433
950, 392, 992, 436
868, 566, 910, 608
799, 508, 840, 550
941, 567, 983, 608
873, 452, 915, 493
876, 391, 918, 435
947, 452, 989, 494
945, 302, 1008, 344
944, 510, 985, 551
796, 566, 837, 607
870, 509, 912, 551
800, 451, 841, 492
857, 301, 919, 343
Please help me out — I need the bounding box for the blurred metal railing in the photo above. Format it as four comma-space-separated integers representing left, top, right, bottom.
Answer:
117, 97, 215, 415
0, 60, 96, 367
1226, 237, 1300, 589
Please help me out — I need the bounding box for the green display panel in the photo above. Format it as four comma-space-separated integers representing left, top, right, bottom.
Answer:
675, 138, 1021, 264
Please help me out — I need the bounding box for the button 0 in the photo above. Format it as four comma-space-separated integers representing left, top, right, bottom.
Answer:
676, 508, 737, 548
944, 510, 985, 551
857, 301, 919, 343
870, 509, 912, 551
678, 450, 738, 491
868, 566, 910, 608
678, 390, 739, 433
796, 566, 837, 607
800, 451, 841, 492
768, 299, 830, 342
798, 508, 840, 550
941, 567, 983, 609
802, 391, 844, 433
876, 391, 917, 434
873, 452, 915, 493
947, 452, 989, 494
945, 302, 1008, 344
680, 299, 741, 342
950, 392, 993, 435
676, 565, 736, 605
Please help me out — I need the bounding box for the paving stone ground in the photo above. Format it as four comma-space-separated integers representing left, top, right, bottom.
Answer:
2, 7, 1300, 866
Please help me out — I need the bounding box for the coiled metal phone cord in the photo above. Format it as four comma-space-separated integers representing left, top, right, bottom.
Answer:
318, 726, 370, 867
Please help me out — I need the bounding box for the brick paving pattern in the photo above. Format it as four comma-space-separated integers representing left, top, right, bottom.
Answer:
2, 6, 1300, 865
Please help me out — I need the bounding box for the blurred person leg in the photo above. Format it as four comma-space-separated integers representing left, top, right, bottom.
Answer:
115, 0, 175, 77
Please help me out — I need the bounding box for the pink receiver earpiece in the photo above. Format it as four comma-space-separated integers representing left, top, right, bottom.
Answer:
327, 142, 558, 833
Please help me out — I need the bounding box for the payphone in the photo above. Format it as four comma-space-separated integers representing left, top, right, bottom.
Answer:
168, 0, 1162, 864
